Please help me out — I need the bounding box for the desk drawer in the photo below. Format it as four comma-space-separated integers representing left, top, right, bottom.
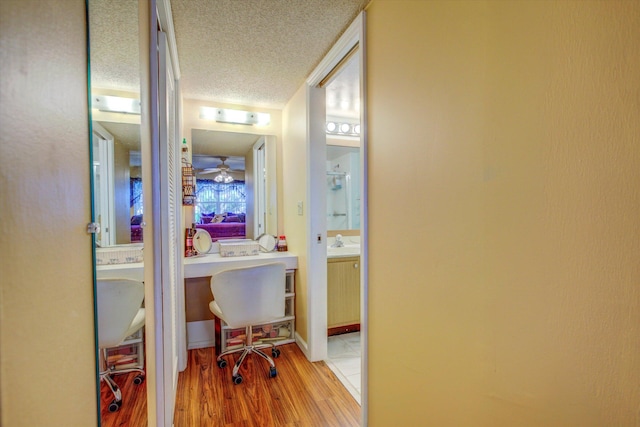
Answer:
104, 328, 144, 371
220, 317, 294, 353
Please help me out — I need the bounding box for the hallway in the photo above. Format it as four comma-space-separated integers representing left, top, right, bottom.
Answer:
101, 344, 361, 426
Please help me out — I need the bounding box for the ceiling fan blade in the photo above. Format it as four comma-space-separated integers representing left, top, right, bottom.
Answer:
228, 170, 245, 179
198, 168, 221, 175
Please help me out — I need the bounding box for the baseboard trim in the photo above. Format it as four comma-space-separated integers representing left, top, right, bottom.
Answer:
186, 319, 215, 350
295, 332, 310, 360
328, 324, 360, 337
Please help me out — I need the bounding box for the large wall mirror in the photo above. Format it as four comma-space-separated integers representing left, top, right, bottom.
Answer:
325, 44, 361, 233
190, 129, 278, 240
92, 118, 142, 246
88, 0, 147, 422
326, 143, 360, 231
89, 0, 143, 248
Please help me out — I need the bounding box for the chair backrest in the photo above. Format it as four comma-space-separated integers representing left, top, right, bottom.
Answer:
97, 278, 145, 349
210, 263, 286, 329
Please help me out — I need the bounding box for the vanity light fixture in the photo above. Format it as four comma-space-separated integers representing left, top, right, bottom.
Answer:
200, 106, 270, 126
93, 95, 141, 115
325, 121, 360, 137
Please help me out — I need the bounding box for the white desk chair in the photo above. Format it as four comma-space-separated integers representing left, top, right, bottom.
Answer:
209, 262, 286, 384
97, 278, 146, 412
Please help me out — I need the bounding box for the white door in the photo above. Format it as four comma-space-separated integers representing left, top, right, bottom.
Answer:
156, 29, 182, 426
92, 122, 115, 247
305, 12, 368, 422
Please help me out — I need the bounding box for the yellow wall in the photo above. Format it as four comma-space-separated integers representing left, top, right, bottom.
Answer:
367, 1, 640, 425
3, 1, 638, 426
282, 85, 310, 343
0, 0, 98, 426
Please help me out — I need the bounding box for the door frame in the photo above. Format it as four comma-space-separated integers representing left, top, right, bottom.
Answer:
139, 0, 185, 425
91, 122, 116, 247
253, 137, 267, 237
305, 11, 368, 423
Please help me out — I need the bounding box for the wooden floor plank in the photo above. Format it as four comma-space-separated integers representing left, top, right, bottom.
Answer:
100, 371, 147, 426
101, 343, 360, 427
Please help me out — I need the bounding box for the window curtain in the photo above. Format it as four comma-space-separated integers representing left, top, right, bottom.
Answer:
130, 177, 143, 216
195, 179, 246, 222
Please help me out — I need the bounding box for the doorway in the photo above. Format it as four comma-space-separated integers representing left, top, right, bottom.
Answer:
306, 11, 368, 417
324, 52, 362, 403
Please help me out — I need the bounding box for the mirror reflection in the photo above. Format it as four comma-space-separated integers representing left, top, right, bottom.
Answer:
89, 0, 142, 248
324, 43, 360, 233
88, 0, 147, 422
93, 121, 142, 245
327, 144, 360, 231
190, 129, 278, 241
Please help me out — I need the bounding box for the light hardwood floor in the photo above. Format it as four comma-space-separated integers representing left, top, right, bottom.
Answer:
101, 344, 361, 426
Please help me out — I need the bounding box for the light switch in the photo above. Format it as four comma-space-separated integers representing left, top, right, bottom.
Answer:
297, 201, 303, 215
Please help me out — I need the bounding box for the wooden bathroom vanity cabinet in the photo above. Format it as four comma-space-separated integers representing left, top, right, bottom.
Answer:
327, 256, 361, 336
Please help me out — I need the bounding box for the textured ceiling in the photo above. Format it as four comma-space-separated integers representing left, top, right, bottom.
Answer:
89, 0, 364, 165
89, 0, 365, 111
89, 0, 140, 92
170, 0, 367, 108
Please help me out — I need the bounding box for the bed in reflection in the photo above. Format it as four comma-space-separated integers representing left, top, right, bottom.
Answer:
196, 212, 246, 242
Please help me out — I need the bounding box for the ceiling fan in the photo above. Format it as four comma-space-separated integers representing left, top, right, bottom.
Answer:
197, 156, 244, 182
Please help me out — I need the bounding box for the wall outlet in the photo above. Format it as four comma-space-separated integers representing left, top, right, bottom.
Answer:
297, 201, 303, 215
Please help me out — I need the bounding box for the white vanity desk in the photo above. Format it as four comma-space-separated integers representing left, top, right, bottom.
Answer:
97, 251, 298, 350
185, 252, 298, 349
96, 251, 298, 280
183, 251, 298, 277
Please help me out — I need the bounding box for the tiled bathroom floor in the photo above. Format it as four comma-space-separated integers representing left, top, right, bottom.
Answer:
325, 332, 361, 404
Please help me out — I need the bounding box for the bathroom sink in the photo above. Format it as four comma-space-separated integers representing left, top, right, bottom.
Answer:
327, 245, 360, 257
327, 235, 361, 258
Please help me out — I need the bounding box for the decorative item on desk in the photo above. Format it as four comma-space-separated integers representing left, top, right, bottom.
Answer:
181, 138, 189, 162
277, 235, 288, 252
181, 139, 196, 206
219, 239, 260, 257
192, 228, 213, 254
96, 244, 143, 265
182, 164, 196, 205
257, 234, 277, 252
185, 224, 197, 257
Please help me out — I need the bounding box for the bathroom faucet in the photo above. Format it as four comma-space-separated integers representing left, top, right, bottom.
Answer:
331, 234, 344, 248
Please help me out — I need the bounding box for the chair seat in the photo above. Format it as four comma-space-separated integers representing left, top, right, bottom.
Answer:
124, 308, 145, 339
209, 263, 286, 384
209, 300, 224, 323
97, 278, 146, 411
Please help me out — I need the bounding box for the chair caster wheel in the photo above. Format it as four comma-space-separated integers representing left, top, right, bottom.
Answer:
272, 348, 281, 358
108, 400, 121, 412
133, 374, 145, 385
217, 359, 227, 369
269, 367, 277, 378
232, 374, 243, 385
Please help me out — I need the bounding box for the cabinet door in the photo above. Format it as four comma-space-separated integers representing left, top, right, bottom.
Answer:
327, 257, 360, 329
